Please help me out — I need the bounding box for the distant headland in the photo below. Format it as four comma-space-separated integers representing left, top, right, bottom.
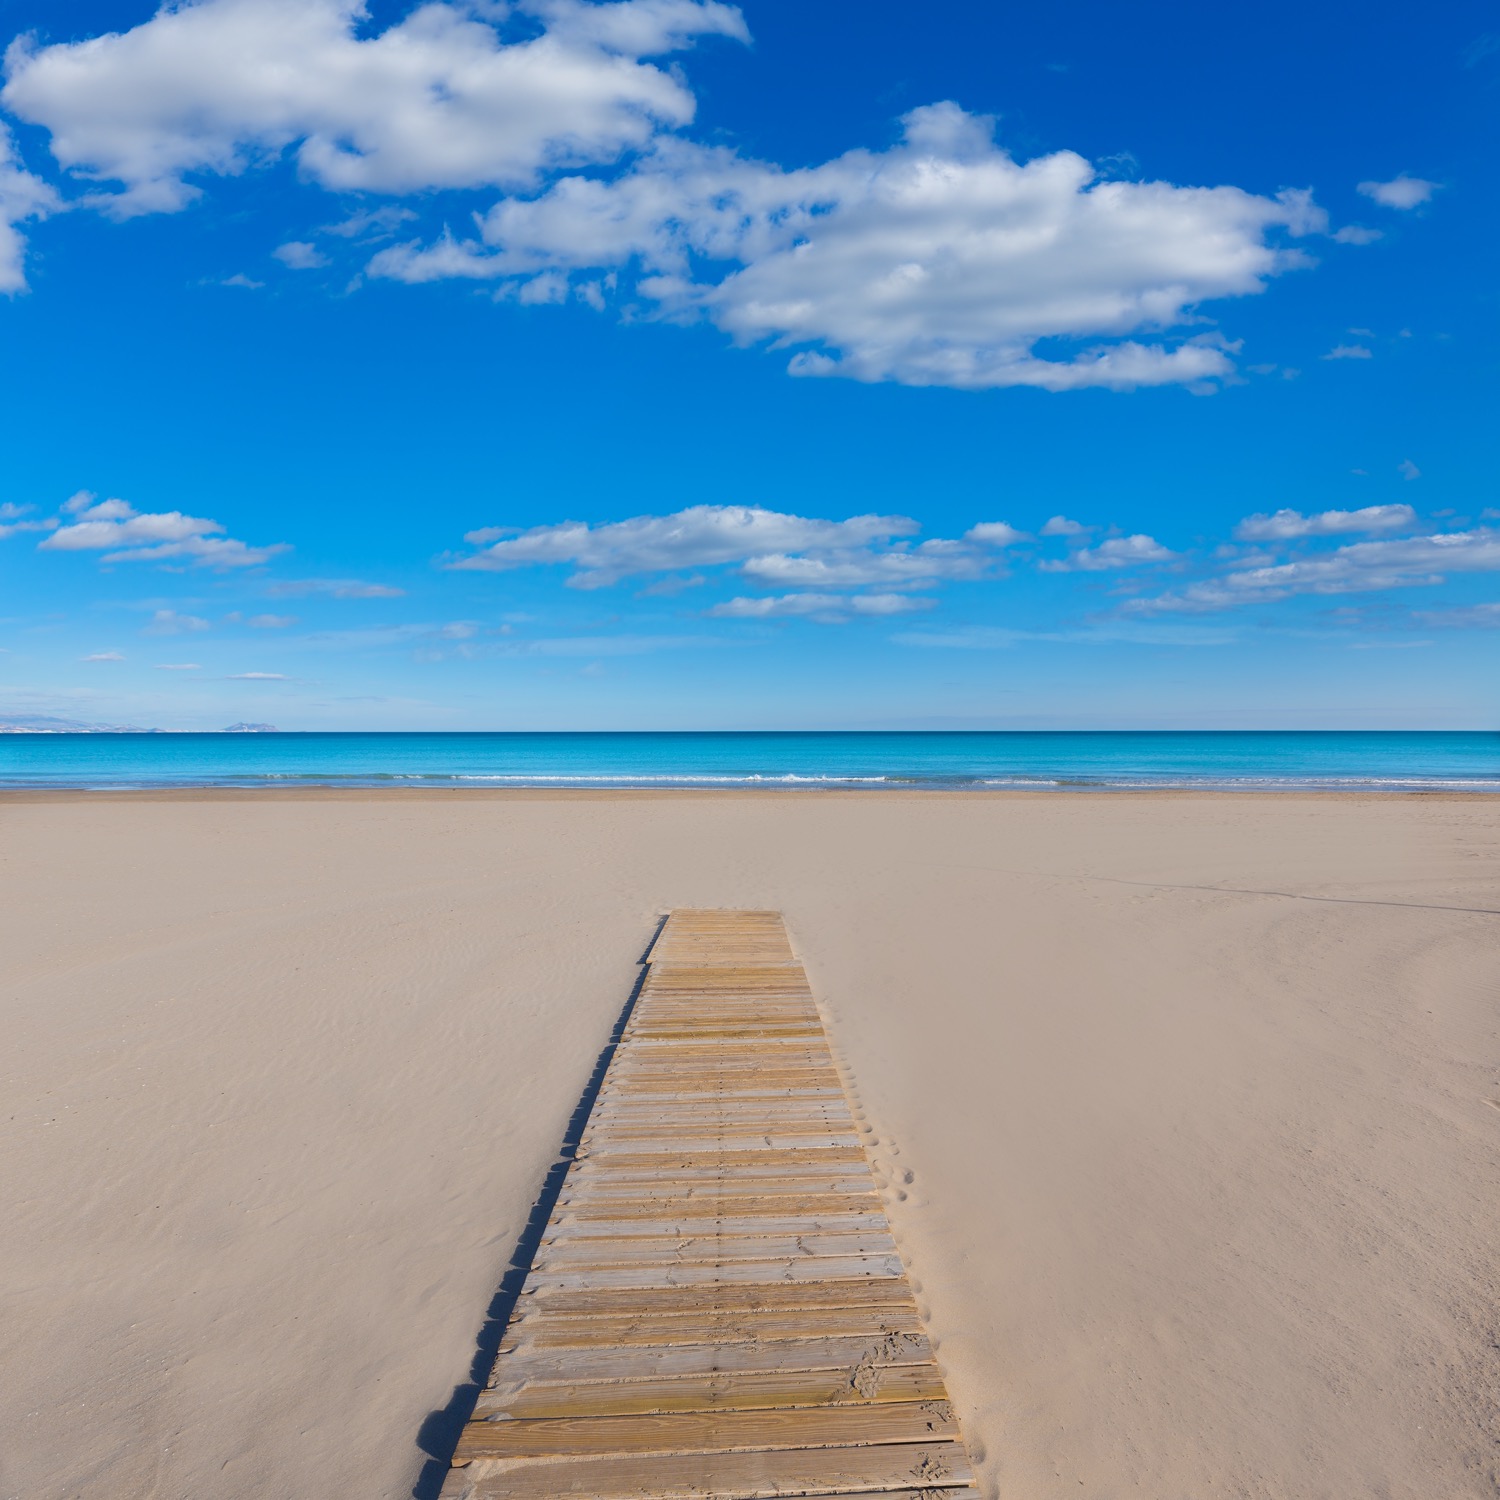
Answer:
0, 715, 280, 734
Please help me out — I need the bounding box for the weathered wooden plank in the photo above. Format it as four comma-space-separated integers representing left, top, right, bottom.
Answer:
517, 1279, 916, 1320
455, 1399, 961, 1461
523, 1253, 907, 1294
570, 1170, 874, 1191
573, 1152, 876, 1176
558, 1196, 887, 1219
600, 1083, 846, 1096
535, 1233, 898, 1266
566, 1158, 875, 1180
588, 1109, 857, 1127
546, 1217, 893, 1241
500, 1306, 928, 1351
580, 1135, 866, 1155
474, 1363, 950, 1420
485, 1331, 934, 1386
442, 1442, 972, 1500
564, 1173, 877, 1194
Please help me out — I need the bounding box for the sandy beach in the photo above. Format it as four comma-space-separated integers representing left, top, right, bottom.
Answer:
2, 790, 1497, 1500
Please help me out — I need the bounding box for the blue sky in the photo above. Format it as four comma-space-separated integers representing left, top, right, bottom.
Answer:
0, 0, 1495, 729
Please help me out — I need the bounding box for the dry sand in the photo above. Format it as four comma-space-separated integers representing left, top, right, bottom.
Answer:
2, 791, 1498, 1500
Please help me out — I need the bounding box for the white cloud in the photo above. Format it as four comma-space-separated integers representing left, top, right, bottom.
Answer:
1040, 534, 1174, 571
1398, 459, 1420, 481
155, 661, 202, 669
80, 650, 124, 661
321, 204, 416, 239
2, 0, 747, 214
0, 123, 58, 292
373, 103, 1324, 391
452, 504, 920, 586
145, 607, 211, 634
1130, 528, 1500, 613
246, 612, 296, 627
0, 501, 57, 539
273, 240, 327, 269
513, 633, 715, 656
265, 576, 404, 598
6, 5, 1325, 393
1040, 515, 1086, 536
1357, 176, 1437, 210
37, 495, 286, 567
741, 541, 985, 589
965, 521, 1025, 546
894, 621, 1237, 649
297, 620, 479, 650
708, 592, 935, 621
1414, 602, 1500, 628
1234, 504, 1416, 541
1332, 225, 1381, 245
228, 670, 287, 679
221, 272, 264, 288
1322, 344, 1372, 360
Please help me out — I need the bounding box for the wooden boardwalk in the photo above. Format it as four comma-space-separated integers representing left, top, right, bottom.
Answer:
441, 910, 975, 1500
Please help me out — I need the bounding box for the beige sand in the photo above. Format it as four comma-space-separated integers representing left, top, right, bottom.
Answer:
2, 791, 1497, 1500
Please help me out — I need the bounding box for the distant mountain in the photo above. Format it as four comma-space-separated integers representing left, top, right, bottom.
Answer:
0, 713, 158, 733
223, 723, 279, 733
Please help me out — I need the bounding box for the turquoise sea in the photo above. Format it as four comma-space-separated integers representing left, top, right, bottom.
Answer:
1, 731, 1497, 791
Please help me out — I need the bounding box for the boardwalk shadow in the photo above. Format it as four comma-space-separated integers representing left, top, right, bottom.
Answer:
410, 916, 664, 1500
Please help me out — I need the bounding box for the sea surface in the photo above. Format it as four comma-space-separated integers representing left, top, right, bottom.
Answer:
1, 731, 1497, 791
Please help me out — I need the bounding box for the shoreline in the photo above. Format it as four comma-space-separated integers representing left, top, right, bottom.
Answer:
1, 784, 1497, 802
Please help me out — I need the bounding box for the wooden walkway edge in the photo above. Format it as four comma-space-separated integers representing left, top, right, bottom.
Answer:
440, 909, 976, 1500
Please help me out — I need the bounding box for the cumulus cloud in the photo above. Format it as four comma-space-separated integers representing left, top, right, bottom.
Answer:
1130, 527, 1500, 613
265, 576, 404, 598
145, 607, 211, 633
228, 670, 287, 679
741, 542, 985, 589
1398, 459, 1420, 481
273, 240, 327, 269
708, 592, 934, 621
246, 612, 296, 627
374, 104, 1323, 391
0, 123, 58, 292
1322, 344, 1372, 360
1234, 504, 1416, 541
155, 661, 202, 669
80, 650, 124, 661
452, 504, 920, 587
965, 521, 1026, 546
37, 495, 287, 566
1040, 515, 1086, 536
4, 3, 1330, 392
1040, 534, 1175, 571
1357, 176, 1437, 210
2, 0, 747, 213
